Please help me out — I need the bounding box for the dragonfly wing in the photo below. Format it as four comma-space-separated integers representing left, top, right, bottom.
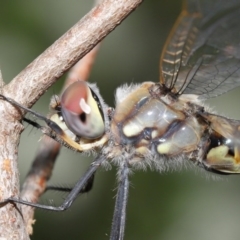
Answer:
160, 0, 240, 99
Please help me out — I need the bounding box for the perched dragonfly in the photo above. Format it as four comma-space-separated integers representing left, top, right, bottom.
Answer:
1, 0, 240, 239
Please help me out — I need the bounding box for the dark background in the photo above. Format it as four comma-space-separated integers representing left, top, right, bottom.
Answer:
1, 1, 240, 240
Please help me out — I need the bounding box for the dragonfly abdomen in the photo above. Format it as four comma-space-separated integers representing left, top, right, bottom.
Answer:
200, 113, 240, 174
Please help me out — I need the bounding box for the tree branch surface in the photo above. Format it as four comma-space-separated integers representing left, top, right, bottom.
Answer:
0, 0, 143, 239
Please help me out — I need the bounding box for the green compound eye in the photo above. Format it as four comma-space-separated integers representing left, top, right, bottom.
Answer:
61, 80, 105, 139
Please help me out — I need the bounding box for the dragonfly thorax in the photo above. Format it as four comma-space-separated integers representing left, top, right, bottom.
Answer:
110, 82, 207, 163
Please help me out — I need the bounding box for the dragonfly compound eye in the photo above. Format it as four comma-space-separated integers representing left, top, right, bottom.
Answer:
61, 81, 105, 139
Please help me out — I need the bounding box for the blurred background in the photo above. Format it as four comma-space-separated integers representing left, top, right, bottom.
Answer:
1, 1, 240, 240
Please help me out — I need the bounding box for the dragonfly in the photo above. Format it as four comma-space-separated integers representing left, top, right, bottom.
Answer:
1, 0, 240, 239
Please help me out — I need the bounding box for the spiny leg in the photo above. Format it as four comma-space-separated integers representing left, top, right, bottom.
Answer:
45, 173, 95, 194
0, 155, 104, 211
23, 117, 47, 132
110, 161, 130, 240
0, 94, 49, 122
1, 94, 108, 153
0, 94, 64, 136
23, 117, 65, 144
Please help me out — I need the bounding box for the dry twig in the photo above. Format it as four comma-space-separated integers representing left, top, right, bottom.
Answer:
0, 0, 143, 239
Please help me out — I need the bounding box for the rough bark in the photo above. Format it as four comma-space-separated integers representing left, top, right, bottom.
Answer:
0, 0, 143, 239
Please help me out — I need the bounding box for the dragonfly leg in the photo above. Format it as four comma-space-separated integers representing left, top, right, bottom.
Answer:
110, 161, 130, 240
0, 155, 104, 211
45, 173, 95, 194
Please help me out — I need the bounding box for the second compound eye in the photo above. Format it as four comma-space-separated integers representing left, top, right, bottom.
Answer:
61, 80, 105, 139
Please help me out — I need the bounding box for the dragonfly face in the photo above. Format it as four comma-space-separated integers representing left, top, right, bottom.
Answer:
1, 0, 240, 239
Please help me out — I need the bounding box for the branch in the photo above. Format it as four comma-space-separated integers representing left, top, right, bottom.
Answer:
0, 0, 143, 239
5, 0, 143, 109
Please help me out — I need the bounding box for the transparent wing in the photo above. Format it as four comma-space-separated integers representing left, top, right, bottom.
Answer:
160, 0, 240, 99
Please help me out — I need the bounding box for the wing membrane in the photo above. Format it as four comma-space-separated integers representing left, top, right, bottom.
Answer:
160, 0, 240, 99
